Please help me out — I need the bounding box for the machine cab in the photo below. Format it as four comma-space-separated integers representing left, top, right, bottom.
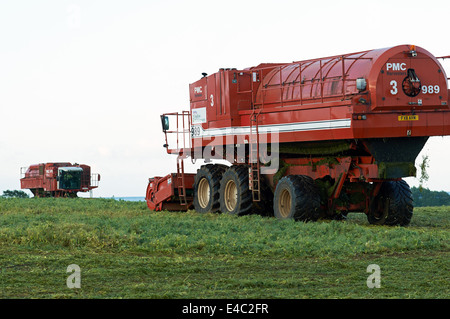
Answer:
57, 167, 83, 190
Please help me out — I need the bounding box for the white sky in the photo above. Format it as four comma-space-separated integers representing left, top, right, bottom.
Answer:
1, 0, 449, 197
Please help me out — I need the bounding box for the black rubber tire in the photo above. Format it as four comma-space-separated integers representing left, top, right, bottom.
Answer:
193, 164, 227, 213
368, 179, 413, 226
219, 165, 253, 215
273, 175, 321, 221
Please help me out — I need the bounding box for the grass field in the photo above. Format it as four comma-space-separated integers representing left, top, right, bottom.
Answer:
0, 198, 448, 299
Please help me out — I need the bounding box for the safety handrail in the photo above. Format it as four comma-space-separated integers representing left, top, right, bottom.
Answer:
248, 52, 372, 109
162, 111, 191, 156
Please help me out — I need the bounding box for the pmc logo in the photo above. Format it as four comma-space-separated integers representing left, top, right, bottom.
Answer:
194, 86, 203, 94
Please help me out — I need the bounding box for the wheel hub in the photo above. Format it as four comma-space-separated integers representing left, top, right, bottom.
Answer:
278, 188, 291, 218
197, 178, 210, 209
224, 180, 237, 212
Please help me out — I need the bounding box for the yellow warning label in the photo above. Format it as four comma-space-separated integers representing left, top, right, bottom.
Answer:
398, 115, 419, 121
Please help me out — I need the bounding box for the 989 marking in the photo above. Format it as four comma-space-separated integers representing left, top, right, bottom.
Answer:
191, 126, 201, 137
422, 85, 440, 94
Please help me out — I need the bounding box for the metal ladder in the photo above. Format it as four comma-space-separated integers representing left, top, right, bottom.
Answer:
177, 155, 187, 206
249, 110, 261, 202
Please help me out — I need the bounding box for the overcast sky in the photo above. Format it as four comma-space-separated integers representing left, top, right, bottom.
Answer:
1, 0, 449, 197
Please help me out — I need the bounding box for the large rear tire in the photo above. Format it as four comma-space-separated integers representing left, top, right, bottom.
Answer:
193, 164, 226, 213
273, 175, 321, 221
368, 179, 413, 226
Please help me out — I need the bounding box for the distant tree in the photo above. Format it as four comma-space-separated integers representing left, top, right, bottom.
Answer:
1, 190, 29, 198
411, 187, 450, 207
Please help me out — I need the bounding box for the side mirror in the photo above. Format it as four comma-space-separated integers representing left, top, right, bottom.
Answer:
160, 115, 169, 132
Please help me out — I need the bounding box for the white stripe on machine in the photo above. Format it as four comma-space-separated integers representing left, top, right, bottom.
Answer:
191, 118, 351, 138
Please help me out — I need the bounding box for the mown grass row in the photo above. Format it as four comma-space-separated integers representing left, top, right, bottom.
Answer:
0, 198, 448, 298
0, 198, 448, 257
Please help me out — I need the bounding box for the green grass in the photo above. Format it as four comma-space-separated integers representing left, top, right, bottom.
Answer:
0, 198, 448, 298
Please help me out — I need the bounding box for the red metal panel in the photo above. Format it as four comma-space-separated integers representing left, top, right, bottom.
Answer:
375, 53, 448, 111
189, 77, 207, 103
445, 103, 450, 135
187, 45, 450, 150
146, 173, 195, 211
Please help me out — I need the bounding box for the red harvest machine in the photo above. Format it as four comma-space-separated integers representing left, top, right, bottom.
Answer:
146, 44, 450, 226
20, 162, 100, 197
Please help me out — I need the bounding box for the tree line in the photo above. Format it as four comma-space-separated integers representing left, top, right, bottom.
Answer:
1, 190, 29, 198
411, 187, 450, 207
1, 187, 450, 207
